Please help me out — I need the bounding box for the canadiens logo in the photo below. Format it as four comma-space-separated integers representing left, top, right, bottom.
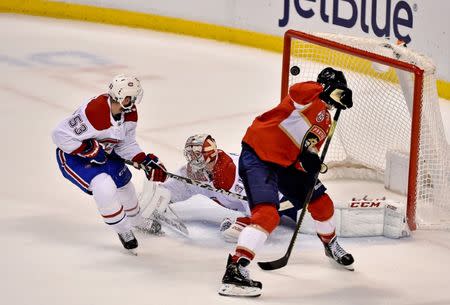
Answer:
316, 110, 326, 123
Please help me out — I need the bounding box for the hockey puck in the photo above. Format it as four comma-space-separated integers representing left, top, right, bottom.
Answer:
290, 66, 300, 76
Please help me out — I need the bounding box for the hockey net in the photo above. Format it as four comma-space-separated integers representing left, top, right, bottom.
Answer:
282, 30, 450, 230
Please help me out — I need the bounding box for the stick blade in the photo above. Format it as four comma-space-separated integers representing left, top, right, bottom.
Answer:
257, 256, 288, 271
152, 210, 189, 237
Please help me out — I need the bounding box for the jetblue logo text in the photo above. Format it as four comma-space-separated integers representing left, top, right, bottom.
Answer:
279, 0, 414, 44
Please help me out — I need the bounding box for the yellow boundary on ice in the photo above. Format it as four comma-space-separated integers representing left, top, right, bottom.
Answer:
1, 0, 449, 100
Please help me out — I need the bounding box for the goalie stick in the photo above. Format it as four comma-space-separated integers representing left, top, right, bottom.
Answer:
152, 205, 189, 237
257, 109, 342, 271
124, 160, 248, 201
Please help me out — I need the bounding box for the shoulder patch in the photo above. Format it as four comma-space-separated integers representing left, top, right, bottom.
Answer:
302, 125, 327, 150
316, 110, 327, 123
85, 94, 111, 130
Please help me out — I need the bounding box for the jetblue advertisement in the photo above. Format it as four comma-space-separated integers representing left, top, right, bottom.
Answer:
26, 0, 450, 81
278, 0, 414, 44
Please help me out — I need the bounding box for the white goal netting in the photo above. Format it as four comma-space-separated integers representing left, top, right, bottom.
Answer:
284, 31, 450, 230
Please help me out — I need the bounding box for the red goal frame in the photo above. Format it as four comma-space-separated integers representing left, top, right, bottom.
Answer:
281, 30, 425, 230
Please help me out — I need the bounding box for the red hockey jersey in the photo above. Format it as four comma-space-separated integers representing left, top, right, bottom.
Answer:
242, 81, 332, 167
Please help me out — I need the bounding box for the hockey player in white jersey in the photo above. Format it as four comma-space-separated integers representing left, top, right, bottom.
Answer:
52, 74, 167, 253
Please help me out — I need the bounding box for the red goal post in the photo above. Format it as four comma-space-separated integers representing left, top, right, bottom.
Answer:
281, 30, 449, 230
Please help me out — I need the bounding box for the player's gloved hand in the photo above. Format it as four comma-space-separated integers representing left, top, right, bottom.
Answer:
299, 149, 322, 174
77, 139, 107, 165
320, 83, 353, 110
141, 153, 168, 182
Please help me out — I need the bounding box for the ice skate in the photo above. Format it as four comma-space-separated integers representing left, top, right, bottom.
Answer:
322, 236, 354, 271
118, 230, 138, 255
218, 255, 262, 297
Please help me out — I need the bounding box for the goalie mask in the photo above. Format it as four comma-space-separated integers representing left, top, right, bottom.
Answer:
183, 134, 218, 171
108, 74, 143, 110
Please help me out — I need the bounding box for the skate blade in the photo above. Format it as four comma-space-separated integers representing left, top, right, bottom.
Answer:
343, 263, 354, 271
328, 257, 354, 271
126, 248, 138, 256
137, 227, 165, 236
152, 230, 165, 237
218, 284, 261, 297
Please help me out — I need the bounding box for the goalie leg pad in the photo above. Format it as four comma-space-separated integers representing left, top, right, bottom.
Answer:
308, 193, 334, 222
139, 181, 171, 218
332, 198, 410, 238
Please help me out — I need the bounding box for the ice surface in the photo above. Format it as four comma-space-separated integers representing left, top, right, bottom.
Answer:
1, 14, 449, 305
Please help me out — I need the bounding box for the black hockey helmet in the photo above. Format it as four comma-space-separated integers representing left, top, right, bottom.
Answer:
317, 67, 347, 87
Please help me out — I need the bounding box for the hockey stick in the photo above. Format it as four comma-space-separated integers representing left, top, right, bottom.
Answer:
124, 160, 247, 201
152, 205, 190, 236
257, 109, 342, 271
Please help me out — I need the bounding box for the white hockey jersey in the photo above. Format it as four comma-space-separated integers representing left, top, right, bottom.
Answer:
163, 151, 251, 215
52, 94, 144, 161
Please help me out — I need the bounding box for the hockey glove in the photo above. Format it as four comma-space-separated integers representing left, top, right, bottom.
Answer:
299, 149, 322, 174
140, 153, 168, 182
320, 83, 353, 110
77, 139, 107, 165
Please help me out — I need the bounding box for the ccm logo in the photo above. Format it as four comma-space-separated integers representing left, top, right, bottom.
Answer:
279, 0, 414, 44
350, 201, 382, 208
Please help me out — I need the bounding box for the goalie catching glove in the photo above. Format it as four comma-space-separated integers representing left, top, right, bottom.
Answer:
132, 153, 168, 182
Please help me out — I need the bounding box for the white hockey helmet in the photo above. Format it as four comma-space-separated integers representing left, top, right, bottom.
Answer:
108, 74, 143, 110
183, 134, 218, 171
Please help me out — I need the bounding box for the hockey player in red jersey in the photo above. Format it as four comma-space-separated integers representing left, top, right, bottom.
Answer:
52, 74, 167, 254
218, 67, 354, 297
